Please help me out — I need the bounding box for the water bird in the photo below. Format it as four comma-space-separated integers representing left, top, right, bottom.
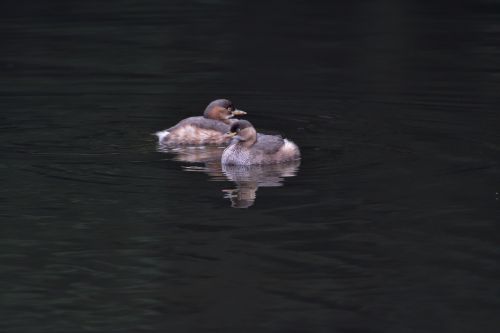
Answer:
155, 99, 247, 146
222, 120, 300, 165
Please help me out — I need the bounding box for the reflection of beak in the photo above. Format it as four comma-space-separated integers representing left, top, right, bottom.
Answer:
224, 131, 237, 138
231, 109, 247, 116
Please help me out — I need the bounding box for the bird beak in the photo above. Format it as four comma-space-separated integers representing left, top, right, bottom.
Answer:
231, 109, 247, 116
224, 131, 237, 138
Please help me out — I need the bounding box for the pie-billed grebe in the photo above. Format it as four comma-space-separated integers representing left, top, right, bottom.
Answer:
221, 120, 300, 165
155, 99, 246, 146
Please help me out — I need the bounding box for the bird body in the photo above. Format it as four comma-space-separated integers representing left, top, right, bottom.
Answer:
156, 99, 246, 146
222, 120, 300, 165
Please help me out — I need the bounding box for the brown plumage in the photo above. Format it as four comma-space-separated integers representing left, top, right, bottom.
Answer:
155, 99, 246, 146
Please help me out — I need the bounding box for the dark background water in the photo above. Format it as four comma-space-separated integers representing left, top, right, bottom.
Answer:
1, 1, 499, 332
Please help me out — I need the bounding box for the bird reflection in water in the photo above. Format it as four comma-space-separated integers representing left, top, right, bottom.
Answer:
221, 162, 300, 208
157, 144, 300, 208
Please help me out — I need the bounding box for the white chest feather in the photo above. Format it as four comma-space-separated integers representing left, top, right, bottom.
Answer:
222, 144, 252, 165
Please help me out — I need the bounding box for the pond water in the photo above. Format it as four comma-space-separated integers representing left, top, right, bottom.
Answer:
1, 1, 499, 332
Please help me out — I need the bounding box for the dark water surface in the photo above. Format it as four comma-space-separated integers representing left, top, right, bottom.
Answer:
1, 1, 499, 332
